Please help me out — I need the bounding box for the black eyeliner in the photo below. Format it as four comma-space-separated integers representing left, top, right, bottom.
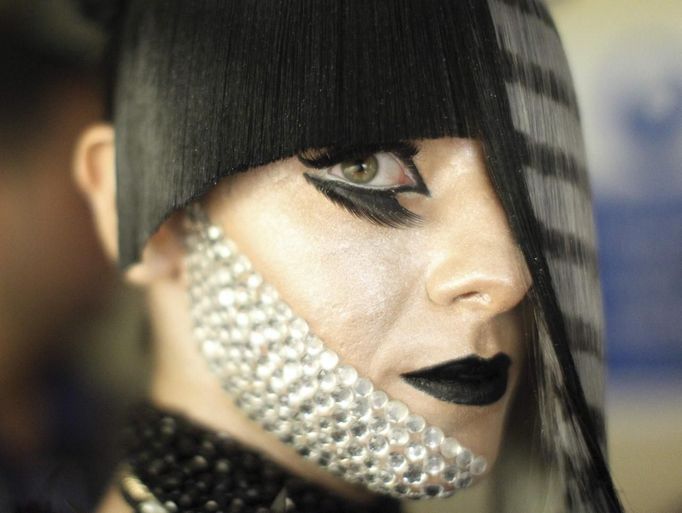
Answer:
303, 173, 423, 228
298, 141, 429, 227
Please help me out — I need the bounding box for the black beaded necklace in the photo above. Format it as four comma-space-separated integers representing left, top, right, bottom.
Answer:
121, 404, 401, 513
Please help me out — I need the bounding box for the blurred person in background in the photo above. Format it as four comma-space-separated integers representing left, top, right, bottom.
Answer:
0, 0, 119, 510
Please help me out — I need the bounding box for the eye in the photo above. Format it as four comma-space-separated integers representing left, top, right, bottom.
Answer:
325, 152, 418, 190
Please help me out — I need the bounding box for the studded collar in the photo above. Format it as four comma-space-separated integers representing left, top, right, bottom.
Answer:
121, 404, 401, 513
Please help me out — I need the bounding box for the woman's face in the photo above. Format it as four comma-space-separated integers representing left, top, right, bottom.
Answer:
205, 136, 531, 476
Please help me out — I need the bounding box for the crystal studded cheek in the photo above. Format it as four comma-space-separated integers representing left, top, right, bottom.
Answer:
183, 205, 488, 499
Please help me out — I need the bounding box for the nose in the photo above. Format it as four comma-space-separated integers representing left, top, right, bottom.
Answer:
426, 261, 530, 314
424, 205, 531, 317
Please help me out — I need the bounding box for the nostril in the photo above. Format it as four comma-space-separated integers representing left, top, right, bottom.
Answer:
456, 291, 492, 304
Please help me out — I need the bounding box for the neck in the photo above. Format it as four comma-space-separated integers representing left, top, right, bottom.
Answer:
144, 279, 373, 503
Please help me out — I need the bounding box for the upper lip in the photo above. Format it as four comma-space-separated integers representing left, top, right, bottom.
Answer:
401, 353, 512, 406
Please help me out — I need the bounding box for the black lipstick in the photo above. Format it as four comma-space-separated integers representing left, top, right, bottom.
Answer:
401, 353, 511, 406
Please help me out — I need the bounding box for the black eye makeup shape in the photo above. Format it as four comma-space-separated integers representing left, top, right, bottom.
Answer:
298, 142, 430, 228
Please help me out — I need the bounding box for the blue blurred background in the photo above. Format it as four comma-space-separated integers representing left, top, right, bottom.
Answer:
549, 0, 682, 511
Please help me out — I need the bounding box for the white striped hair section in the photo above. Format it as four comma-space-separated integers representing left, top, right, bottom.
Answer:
506, 82, 586, 168
523, 166, 597, 257
546, 255, 606, 417
546, 256, 604, 335
488, 0, 574, 88
572, 348, 606, 423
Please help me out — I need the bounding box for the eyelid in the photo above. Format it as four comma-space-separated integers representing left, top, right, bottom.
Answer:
298, 141, 418, 169
298, 142, 429, 196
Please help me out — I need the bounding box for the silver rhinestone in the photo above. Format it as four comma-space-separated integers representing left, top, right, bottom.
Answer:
282, 343, 300, 361
456, 448, 472, 468
377, 470, 396, 486
301, 354, 320, 376
235, 313, 249, 327
403, 465, 425, 485
260, 284, 278, 304
313, 392, 334, 414
406, 443, 426, 462
249, 331, 266, 348
440, 437, 460, 459
282, 362, 302, 384
246, 274, 262, 289
370, 391, 388, 409
369, 416, 388, 434
454, 472, 472, 489
423, 426, 444, 448
388, 452, 406, 471
336, 365, 358, 386
229, 328, 246, 344
263, 326, 281, 343
231, 256, 251, 276
318, 370, 337, 392
368, 435, 388, 455
443, 464, 459, 482
347, 442, 366, 459
249, 308, 267, 325
298, 379, 317, 401
353, 378, 373, 397
332, 387, 353, 407
425, 455, 445, 475
289, 318, 309, 339
350, 421, 368, 438
351, 397, 371, 418
307, 336, 324, 355
364, 456, 379, 470
331, 430, 349, 444
406, 414, 426, 433
217, 289, 236, 306
256, 363, 272, 380
386, 400, 409, 423
470, 456, 487, 475
332, 409, 351, 427
207, 226, 221, 240
319, 351, 339, 372
234, 288, 249, 306
201, 340, 225, 360
318, 417, 332, 433
300, 400, 315, 418
214, 242, 233, 260
388, 426, 410, 446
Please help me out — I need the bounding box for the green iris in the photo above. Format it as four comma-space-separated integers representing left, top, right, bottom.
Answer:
340, 155, 379, 184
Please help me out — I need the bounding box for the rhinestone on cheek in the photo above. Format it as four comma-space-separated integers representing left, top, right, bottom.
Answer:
183, 206, 488, 499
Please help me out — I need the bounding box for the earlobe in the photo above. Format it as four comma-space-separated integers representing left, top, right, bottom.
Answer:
74, 125, 185, 285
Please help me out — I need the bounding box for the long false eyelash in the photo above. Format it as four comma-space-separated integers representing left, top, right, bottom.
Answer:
298, 141, 420, 170
303, 173, 423, 228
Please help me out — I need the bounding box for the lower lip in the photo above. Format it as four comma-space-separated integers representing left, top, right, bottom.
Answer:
401, 353, 511, 406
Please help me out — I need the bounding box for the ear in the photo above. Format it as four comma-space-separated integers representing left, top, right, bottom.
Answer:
73, 124, 185, 285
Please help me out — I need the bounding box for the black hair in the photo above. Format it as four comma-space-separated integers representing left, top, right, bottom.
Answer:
91, 1, 623, 511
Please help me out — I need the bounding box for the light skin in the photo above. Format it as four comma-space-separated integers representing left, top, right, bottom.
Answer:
75, 128, 532, 511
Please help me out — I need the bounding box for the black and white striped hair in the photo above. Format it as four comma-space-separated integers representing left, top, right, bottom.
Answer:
91, 0, 623, 511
